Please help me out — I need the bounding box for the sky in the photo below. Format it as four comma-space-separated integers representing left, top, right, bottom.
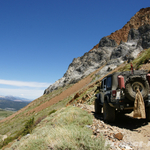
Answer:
0, 0, 150, 100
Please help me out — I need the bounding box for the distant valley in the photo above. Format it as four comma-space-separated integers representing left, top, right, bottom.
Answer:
0, 95, 31, 111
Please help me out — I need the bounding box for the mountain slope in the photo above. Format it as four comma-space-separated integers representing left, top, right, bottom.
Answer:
4, 106, 108, 150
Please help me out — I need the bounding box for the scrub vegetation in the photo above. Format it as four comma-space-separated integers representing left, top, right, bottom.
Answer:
5, 106, 108, 150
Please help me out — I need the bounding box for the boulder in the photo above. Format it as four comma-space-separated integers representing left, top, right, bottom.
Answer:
114, 132, 123, 140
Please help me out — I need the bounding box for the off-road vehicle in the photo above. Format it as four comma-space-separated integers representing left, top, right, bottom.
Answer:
95, 70, 150, 122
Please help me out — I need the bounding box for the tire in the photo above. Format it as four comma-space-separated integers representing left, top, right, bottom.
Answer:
103, 101, 115, 122
125, 76, 149, 101
146, 107, 150, 121
94, 98, 102, 114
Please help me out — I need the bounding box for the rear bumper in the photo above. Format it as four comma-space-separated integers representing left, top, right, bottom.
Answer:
109, 97, 150, 111
109, 100, 134, 111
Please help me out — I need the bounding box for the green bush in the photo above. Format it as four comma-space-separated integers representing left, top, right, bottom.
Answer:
48, 109, 57, 115
22, 117, 34, 136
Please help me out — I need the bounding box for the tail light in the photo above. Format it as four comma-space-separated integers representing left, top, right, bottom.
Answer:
112, 90, 116, 97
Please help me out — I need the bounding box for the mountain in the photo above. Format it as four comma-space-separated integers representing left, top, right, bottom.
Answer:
90, 7, 150, 49
0, 96, 31, 111
44, 7, 150, 94
0, 99, 30, 111
1, 7, 150, 149
0, 95, 31, 102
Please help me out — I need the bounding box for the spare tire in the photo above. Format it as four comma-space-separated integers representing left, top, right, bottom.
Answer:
125, 76, 149, 101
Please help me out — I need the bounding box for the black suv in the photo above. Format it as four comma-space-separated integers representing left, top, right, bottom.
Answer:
95, 70, 150, 122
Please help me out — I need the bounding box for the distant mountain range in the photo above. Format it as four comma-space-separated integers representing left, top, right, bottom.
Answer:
0, 95, 31, 111
0, 95, 31, 102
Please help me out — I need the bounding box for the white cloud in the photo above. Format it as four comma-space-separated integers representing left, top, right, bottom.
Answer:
0, 79, 52, 100
0, 79, 51, 88
0, 88, 45, 100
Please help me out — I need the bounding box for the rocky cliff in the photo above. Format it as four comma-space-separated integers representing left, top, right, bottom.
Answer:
44, 7, 150, 94
108, 7, 150, 45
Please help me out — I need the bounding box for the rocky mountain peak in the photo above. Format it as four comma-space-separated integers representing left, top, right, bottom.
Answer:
107, 7, 150, 45
90, 7, 150, 51
44, 8, 150, 95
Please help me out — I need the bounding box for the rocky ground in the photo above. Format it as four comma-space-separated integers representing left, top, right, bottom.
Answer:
76, 104, 150, 150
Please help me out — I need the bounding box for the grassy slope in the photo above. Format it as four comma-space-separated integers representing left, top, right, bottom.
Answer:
5, 106, 109, 150
119, 48, 150, 71
0, 48, 150, 149
0, 109, 15, 121
0, 86, 74, 148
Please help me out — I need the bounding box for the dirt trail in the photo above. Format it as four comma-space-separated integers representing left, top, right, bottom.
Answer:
77, 104, 150, 150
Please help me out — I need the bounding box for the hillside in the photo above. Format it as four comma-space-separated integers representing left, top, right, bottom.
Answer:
0, 109, 15, 121
0, 7, 150, 150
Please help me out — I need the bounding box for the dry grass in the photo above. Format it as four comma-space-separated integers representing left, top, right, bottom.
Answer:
6, 106, 109, 150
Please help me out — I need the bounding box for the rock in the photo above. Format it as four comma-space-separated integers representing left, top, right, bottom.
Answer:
107, 67, 112, 71
119, 142, 132, 150
107, 7, 150, 45
128, 28, 140, 41
2, 135, 7, 141
99, 37, 117, 47
74, 93, 80, 99
138, 24, 150, 34
114, 132, 124, 140
138, 24, 150, 49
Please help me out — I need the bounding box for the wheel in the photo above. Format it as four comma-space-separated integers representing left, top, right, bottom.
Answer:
103, 101, 115, 122
146, 107, 150, 121
94, 98, 102, 114
125, 76, 149, 101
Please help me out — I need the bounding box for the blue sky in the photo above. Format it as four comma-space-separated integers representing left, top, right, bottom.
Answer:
0, 0, 150, 100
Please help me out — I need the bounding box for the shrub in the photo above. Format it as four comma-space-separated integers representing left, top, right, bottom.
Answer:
22, 117, 34, 136
48, 109, 57, 115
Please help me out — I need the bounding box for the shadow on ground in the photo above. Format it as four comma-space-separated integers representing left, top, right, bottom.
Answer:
92, 111, 148, 130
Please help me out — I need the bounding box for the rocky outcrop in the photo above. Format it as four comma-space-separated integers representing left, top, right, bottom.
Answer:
89, 7, 150, 50
128, 24, 150, 49
99, 37, 117, 47
44, 8, 150, 95
107, 7, 150, 45
44, 45, 115, 94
